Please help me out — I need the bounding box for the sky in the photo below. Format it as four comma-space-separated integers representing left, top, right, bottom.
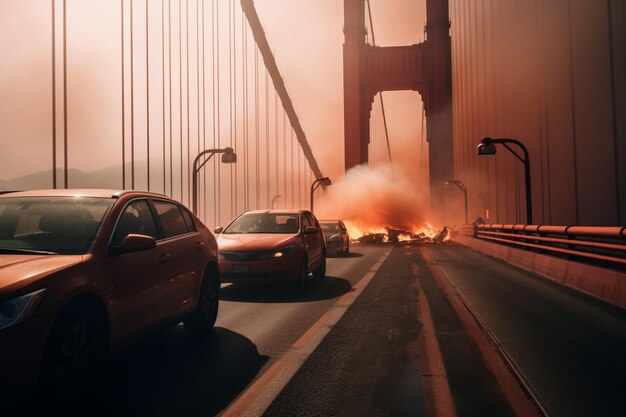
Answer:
0, 0, 426, 178
0, 0, 430, 228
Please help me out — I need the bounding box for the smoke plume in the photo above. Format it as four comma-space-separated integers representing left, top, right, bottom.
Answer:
314, 164, 433, 234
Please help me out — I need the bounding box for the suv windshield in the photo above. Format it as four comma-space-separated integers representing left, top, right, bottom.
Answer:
224, 213, 300, 234
0, 197, 114, 255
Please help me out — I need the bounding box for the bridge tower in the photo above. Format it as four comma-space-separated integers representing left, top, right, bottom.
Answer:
343, 0, 453, 211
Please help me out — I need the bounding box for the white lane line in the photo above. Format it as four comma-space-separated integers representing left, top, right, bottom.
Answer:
220, 249, 393, 417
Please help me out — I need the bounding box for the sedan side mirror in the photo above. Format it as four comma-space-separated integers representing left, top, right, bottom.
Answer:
214, 226, 224, 234
110, 234, 156, 255
304, 226, 319, 235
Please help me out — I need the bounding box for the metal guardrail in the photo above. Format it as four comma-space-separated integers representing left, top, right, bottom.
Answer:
456, 223, 626, 268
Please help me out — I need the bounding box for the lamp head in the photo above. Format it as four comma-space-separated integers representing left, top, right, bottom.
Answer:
221, 147, 237, 163
477, 138, 496, 156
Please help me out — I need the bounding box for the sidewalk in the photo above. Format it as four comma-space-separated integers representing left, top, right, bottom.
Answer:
262, 244, 516, 417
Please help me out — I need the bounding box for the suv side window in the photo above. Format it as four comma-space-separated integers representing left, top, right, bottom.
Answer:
111, 200, 158, 246
153, 200, 190, 238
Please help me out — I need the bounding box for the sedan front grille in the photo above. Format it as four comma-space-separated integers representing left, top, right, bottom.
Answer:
219, 250, 270, 261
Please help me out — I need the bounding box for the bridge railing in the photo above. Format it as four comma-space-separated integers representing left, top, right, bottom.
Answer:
456, 223, 626, 269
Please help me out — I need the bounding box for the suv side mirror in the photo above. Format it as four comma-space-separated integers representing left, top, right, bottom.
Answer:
304, 226, 319, 235
214, 226, 224, 234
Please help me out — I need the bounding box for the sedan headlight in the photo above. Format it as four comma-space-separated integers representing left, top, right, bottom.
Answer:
269, 244, 298, 259
0, 289, 46, 331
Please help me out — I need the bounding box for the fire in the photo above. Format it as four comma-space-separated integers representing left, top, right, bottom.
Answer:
343, 221, 451, 244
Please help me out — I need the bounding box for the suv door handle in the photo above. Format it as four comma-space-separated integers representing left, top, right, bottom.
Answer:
195, 241, 205, 249
159, 253, 172, 263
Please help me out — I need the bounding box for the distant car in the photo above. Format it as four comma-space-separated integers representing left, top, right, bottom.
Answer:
0, 189, 220, 399
215, 209, 326, 287
319, 220, 350, 256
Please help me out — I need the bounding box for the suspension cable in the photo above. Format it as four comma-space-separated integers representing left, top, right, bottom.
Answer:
201, 0, 207, 219
178, 0, 183, 201
366, 0, 392, 165
265, 67, 270, 206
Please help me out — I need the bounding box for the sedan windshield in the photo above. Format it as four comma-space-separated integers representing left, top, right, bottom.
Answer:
0, 197, 114, 255
224, 213, 299, 234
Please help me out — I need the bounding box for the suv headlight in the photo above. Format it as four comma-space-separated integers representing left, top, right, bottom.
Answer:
0, 289, 46, 331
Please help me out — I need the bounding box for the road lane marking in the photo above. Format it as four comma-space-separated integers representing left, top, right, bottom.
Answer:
220, 249, 392, 417
412, 262, 459, 417
419, 246, 544, 417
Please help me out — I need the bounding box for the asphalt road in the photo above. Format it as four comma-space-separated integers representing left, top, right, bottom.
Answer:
421, 244, 626, 417
10, 243, 389, 416
12, 242, 621, 417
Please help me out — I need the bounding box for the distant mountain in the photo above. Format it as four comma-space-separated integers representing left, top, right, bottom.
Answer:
0, 162, 147, 191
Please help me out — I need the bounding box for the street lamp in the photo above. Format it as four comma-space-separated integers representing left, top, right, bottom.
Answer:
477, 137, 532, 224
310, 177, 331, 213
192, 147, 237, 214
444, 180, 468, 224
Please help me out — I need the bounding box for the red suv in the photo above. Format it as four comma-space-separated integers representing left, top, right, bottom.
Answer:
0, 189, 220, 399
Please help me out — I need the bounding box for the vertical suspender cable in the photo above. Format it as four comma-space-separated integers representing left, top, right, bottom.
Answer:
201, 0, 207, 218
265, 68, 269, 206
229, 0, 234, 216
178, 0, 183, 201
130, 0, 135, 189
168, 0, 173, 197
215, 0, 220, 224
241, 9, 246, 210
290, 129, 294, 207
186, 0, 191, 205
366, 0, 392, 165
162, 0, 166, 194
195, 0, 200, 211
231, 0, 237, 214
121, 0, 127, 189
282, 111, 286, 205
255, 46, 260, 209
211, 0, 217, 225
146, 0, 150, 191
62, 0, 68, 188
52, 0, 57, 188
274, 90, 278, 199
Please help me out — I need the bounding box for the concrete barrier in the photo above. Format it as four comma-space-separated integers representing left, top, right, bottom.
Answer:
455, 235, 626, 310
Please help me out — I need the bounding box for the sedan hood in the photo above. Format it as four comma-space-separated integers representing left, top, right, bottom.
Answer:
217, 233, 297, 252
0, 254, 83, 294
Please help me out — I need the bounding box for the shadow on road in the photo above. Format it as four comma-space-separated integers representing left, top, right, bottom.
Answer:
219, 276, 353, 303
10, 327, 267, 417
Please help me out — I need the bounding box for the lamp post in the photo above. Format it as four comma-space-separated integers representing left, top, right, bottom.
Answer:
310, 177, 331, 213
192, 147, 237, 214
270, 194, 281, 209
477, 137, 532, 224
444, 180, 468, 224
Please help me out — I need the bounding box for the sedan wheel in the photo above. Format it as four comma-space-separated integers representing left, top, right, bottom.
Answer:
298, 258, 309, 289
313, 254, 326, 280
184, 271, 219, 334
41, 308, 108, 401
